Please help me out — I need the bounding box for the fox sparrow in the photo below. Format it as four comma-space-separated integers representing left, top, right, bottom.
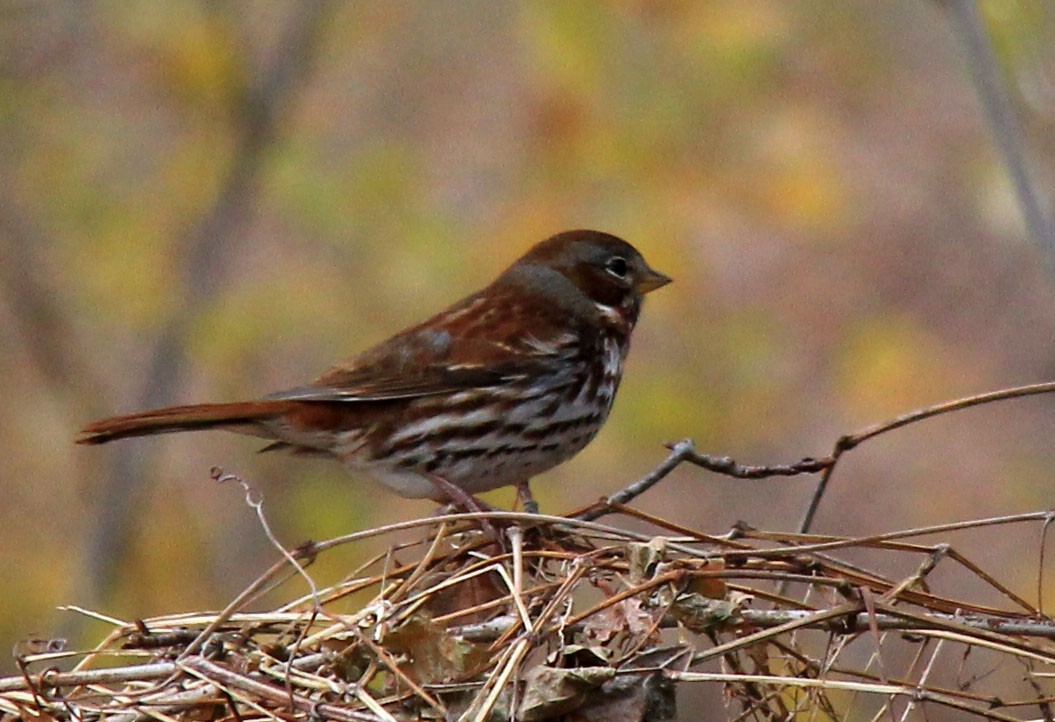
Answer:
78, 230, 671, 506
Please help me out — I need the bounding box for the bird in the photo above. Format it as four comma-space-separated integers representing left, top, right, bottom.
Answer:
78, 229, 671, 508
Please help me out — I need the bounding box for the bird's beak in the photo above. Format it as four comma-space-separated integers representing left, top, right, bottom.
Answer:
635, 267, 672, 295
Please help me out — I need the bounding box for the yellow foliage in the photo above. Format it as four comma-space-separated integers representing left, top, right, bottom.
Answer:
835, 316, 960, 419
118, 5, 246, 112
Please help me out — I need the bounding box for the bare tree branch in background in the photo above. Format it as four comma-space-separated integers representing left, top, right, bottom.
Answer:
69, 1, 331, 624
938, 0, 1055, 270
0, 210, 105, 415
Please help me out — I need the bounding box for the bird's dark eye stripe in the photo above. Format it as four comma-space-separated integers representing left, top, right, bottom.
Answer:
606, 256, 628, 277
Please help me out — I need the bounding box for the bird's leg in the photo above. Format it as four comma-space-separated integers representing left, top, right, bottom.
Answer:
426, 474, 493, 513
426, 474, 501, 542
515, 479, 539, 514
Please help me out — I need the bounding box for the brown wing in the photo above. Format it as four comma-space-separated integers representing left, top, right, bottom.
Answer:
264, 358, 514, 403
265, 289, 579, 404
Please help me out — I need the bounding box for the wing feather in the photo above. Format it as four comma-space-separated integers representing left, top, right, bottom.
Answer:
267, 293, 580, 404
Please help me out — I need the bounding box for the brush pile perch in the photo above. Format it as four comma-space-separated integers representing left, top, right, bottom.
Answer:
4, 500, 1055, 721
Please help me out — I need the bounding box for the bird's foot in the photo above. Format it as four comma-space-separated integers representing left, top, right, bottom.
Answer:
515, 479, 539, 515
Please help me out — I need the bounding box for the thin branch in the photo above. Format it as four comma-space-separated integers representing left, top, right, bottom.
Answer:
179, 657, 380, 722
578, 382, 1055, 534
0, 662, 177, 694
674, 670, 1020, 722
576, 440, 830, 522
836, 381, 1055, 451
799, 381, 1055, 533
452, 608, 1055, 644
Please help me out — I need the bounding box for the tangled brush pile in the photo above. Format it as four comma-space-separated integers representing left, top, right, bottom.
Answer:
4, 496, 1055, 722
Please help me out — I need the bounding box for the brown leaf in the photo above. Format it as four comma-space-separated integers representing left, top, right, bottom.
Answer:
568, 673, 677, 722
565, 646, 687, 721
421, 568, 505, 624
383, 614, 489, 684
556, 645, 609, 667
626, 538, 668, 583
686, 560, 728, 599
517, 665, 616, 721
583, 598, 656, 646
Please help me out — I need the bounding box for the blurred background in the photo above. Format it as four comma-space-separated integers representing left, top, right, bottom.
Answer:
3, 0, 1055, 711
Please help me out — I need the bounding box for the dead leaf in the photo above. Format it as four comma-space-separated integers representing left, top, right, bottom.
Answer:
555, 644, 609, 667
583, 598, 656, 645
421, 567, 505, 623
518, 665, 616, 721
383, 614, 489, 684
567, 672, 677, 722
686, 560, 728, 599
626, 538, 667, 583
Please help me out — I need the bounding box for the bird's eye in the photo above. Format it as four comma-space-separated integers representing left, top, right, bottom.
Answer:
606, 256, 629, 279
